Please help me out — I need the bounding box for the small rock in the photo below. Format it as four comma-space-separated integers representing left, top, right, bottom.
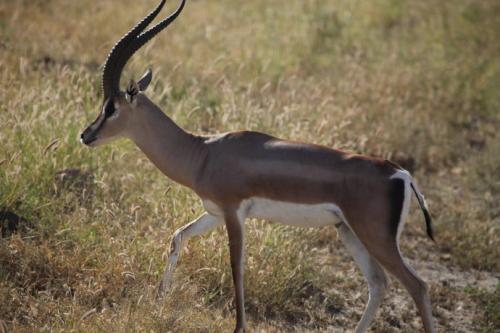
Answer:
0, 210, 34, 238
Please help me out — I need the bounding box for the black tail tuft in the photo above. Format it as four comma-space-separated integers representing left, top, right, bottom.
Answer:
423, 206, 434, 241
410, 183, 434, 241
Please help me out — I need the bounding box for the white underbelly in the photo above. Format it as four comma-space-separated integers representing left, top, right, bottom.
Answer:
203, 197, 345, 228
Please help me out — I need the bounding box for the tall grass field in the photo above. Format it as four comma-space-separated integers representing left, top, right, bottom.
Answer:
1, 0, 499, 332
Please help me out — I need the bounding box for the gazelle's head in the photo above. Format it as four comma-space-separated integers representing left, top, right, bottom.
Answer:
80, 0, 185, 147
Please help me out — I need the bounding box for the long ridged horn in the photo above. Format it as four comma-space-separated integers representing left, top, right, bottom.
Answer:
102, 0, 166, 98
130, 0, 186, 54
101, 0, 185, 99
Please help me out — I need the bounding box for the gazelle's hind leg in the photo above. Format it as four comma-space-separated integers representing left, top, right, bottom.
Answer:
363, 240, 435, 333
336, 223, 388, 333
158, 212, 223, 296
352, 174, 435, 332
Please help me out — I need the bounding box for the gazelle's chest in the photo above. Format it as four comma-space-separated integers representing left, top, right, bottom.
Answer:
203, 197, 344, 228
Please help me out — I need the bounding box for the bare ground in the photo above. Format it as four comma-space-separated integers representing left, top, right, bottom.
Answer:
253, 227, 499, 333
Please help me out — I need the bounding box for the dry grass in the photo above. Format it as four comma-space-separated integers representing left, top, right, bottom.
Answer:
1, 0, 499, 332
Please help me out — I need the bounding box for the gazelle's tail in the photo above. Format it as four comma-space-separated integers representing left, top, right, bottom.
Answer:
410, 182, 434, 241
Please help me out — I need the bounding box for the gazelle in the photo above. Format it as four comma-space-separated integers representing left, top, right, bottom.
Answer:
80, 1, 436, 332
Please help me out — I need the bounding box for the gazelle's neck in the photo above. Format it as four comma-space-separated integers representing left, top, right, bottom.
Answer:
128, 96, 206, 189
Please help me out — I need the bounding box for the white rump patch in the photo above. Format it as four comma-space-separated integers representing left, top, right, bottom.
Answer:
389, 169, 413, 250
390, 169, 411, 181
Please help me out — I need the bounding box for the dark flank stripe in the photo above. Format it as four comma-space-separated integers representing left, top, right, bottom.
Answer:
389, 178, 405, 237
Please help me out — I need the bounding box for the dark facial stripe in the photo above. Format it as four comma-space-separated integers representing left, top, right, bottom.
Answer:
92, 113, 105, 133
89, 102, 109, 135
103, 98, 116, 118
85, 98, 115, 143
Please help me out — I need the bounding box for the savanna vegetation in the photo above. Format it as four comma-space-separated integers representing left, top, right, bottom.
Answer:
1, 0, 499, 332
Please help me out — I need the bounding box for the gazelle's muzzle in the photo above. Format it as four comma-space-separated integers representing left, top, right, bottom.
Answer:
80, 126, 98, 146
81, 110, 106, 146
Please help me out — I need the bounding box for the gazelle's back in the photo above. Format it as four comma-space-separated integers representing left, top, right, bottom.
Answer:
199, 131, 399, 209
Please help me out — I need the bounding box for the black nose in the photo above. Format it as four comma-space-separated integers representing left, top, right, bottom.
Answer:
80, 128, 96, 145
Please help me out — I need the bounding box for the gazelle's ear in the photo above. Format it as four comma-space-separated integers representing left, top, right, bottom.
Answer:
137, 68, 153, 91
125, 80, 139, 103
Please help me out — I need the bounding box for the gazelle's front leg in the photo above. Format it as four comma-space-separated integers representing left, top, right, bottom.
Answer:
225, 211, 247, 333
158, 212, 223, 296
